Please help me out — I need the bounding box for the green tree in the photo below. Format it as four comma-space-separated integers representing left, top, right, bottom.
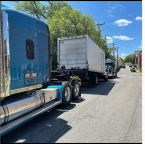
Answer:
123, 54, 135, 63
123, 50, 142, 64
11, 1, 113, 67
11, 1, 70, 22
119, 57, 123, 61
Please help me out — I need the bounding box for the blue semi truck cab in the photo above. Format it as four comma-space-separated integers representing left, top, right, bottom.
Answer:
0, 4, 81, 136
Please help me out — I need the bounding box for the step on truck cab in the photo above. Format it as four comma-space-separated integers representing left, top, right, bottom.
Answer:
0, 4, 81, 136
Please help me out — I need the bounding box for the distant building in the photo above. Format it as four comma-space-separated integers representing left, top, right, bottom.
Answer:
134, 51, 142, 69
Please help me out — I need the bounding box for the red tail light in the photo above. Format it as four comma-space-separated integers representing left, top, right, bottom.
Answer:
86, 60, 88, 64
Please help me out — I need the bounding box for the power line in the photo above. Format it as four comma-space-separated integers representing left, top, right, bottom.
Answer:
78, 1, 104, 23
81, 2, 107, 38
78, 1, 91, 15
84, 1, 105, 23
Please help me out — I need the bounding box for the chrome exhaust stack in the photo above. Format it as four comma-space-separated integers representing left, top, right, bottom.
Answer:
0, 88, 59, 125
0, 91, 44, 125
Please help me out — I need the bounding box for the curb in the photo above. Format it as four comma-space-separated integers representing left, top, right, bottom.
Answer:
135, 68, 142, 77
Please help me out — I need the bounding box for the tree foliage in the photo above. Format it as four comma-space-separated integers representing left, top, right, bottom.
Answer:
11, 1, 70, 21
119, 57, 123, 61
123, 50, 142, 64
123, 54, 135, 63
11, 1, 113, 67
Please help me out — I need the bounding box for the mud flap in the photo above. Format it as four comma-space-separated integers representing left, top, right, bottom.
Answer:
78, 82, 81, 97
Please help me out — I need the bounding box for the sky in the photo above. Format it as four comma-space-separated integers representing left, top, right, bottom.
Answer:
66, 1, 142, 59
1, 1, 142, 59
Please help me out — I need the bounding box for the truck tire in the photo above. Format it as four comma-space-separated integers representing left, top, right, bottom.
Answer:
104, 74, 108, 81
62, 82, 72, 107
114, 72, 117, 77
89, 72, 98, 85
111, 72, 114, 79
72, 80, 80, 101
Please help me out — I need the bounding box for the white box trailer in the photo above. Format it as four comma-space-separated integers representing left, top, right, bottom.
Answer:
57, 34, 108, 84
115, 57, 123, 69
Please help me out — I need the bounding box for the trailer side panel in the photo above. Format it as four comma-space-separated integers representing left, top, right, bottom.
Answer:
87, 35, 105, 74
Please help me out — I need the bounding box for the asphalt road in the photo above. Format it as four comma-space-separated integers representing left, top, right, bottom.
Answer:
1, 66, 142, 143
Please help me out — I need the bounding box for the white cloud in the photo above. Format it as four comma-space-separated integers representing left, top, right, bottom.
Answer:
112, 35, 134, 40
110, 3, 125, 11
128, 14, 133, 16
121, 54, 127, 56
135, 16, 142, 21
112, 19, 132, 26
138, 41, 142, 49
120, 54, 127, 59
106, 2, 125, 18
106, 37, 113, 43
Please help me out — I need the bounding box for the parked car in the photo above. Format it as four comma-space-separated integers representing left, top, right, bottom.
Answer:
130, 67, 136, 72
122, 65, 126, 68
129, 65, 132, 67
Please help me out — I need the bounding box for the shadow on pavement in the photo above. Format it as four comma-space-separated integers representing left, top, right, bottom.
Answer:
113, 77, 121, 79
1, 98, 84, 143
81, 80, 119, 95
1, 79, 118, 143
72, 97, 85, 103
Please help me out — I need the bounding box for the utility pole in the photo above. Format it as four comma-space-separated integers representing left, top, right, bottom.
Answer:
96, 21, 105, 50
96, 21, 105, 26
96, 21, 105, 30
115, 47, 120, 68
109, 42, 117, 59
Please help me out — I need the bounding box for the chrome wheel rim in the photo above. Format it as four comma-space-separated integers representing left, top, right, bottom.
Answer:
65, 87, 71, 102
74, 84, 79, 96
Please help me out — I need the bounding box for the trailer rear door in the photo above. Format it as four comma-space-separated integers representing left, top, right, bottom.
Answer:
58, 37, 87, 69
